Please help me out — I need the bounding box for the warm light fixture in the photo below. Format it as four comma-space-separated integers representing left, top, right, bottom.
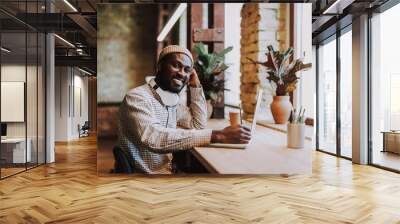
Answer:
54, 34, 75, 48
322, 0, 345, 14
63, 0, 78, 12
1, 47, 11, 53
78, 67, 92, 76
157, 3, 187, 42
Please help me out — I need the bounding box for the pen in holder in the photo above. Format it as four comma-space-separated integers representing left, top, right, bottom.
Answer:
287, 107, 306, 149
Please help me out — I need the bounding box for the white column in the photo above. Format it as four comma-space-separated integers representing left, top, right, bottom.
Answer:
54, 67, 73, 141
352, 14, 369, 164
45, 0, 55, 163
46, 33, 55, 163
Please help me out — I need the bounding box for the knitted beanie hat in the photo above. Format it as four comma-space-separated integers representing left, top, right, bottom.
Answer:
158, 45, 193, 65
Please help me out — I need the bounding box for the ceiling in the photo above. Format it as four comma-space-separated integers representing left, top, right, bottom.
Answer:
0, 0, 99, 73
311, 0, 391, 44
0, 0, 396, 74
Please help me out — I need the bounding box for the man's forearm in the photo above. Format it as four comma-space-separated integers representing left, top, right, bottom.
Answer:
187, 87, 207, 129
140, 125, 213, 152
211, 130, 224, 143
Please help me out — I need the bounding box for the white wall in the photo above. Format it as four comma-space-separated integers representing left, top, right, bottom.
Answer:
72, 73, 89, 138
293, 3, 314, 119
55, 67, 89, 141
1, 63, 46, 164
1, 65, 27, 139
224, 3, 243, 110
1, 65, 40, 137
55, 67, 69, 141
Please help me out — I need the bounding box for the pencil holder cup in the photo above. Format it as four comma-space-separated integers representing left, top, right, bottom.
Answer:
287, 123, 305, 148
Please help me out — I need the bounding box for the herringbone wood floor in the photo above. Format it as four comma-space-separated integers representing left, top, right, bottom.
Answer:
1, 135, 400, 224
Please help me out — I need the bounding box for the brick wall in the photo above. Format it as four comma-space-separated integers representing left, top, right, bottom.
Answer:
240, 3, 290, 118
98, 4, 158, 103
97, 4, 159, 138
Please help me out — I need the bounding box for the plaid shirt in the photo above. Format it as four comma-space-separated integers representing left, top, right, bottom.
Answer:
118, 83, 212, 174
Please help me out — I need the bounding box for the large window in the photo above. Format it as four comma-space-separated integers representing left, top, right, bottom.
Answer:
317, 37, 337, 155
340, 29, 352, 158
317, 26, 353, 159
370, 3, 400, 171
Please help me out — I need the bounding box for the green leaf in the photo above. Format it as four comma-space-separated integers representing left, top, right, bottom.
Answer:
216, 46, 233, 58
194, 45, 233, 96
194, 42, 207, 55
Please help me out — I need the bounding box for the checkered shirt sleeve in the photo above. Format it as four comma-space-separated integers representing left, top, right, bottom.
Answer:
177, 87, 208, 130
118, 85, 212, 174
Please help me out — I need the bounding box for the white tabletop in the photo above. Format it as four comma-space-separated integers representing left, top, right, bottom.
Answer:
192, 119, 313, 175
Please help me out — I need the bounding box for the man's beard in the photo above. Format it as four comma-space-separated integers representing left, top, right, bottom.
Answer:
158, 75, 188, 94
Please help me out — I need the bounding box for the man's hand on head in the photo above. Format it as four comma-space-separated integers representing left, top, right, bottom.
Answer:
188, 68, 202, 88
211, 125, 252, 144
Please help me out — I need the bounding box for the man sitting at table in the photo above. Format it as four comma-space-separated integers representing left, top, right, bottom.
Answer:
118, 45, 251, 174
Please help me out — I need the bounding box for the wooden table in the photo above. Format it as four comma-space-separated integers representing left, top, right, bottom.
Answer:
191, 119, 313, 175
381, 131, 400, 154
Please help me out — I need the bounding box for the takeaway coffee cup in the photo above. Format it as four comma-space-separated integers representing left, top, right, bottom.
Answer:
229, 112, 240, 127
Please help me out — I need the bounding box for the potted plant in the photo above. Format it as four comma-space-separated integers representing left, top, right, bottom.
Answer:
193, 42, 233, 118
248, 45, 311, 124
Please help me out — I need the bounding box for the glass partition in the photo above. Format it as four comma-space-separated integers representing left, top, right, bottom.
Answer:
1, 30, 28, 177
317, 36, 337, 155
0, 1, 46, 179
27, 30, 38, 169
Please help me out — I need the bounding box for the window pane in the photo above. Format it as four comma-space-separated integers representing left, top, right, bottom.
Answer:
318, 37, 337, 154
371, 3, 400, 171
0, 1, 46, 179
340, 29, 352, 158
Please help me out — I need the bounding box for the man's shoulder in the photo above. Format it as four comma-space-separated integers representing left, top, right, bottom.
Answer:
122, 83, 157, 107
125, 83, 152, 99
